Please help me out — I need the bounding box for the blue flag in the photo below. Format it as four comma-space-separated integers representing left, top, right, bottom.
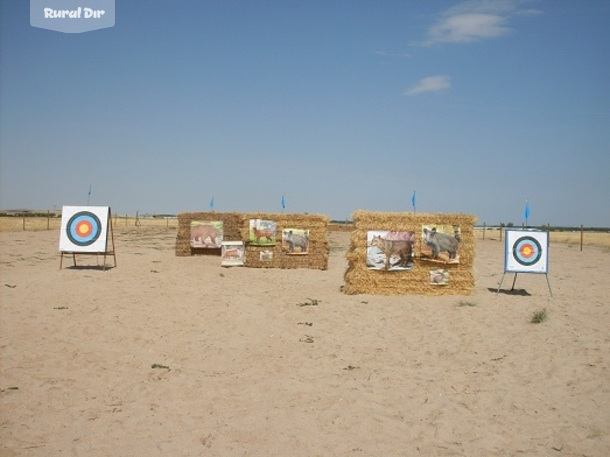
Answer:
523, 199, 530, 222
411, 190, 416, 210
281, 194, 286, 209
209, 196, 214, 209
87, 184, 91, 205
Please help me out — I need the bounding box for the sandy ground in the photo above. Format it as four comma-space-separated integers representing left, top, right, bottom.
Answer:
1, 227, 608, 457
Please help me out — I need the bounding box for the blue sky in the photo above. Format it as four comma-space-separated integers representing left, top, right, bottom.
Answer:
1, 0, 609, 226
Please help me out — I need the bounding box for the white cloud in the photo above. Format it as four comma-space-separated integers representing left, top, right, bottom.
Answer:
421, 0, 540, 45
405, 75, 451, 96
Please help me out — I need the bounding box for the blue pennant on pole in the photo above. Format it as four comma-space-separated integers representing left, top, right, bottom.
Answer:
523, 199, 530, 223
281, 194, 286, 210
210, 196, 215, 210
411, 190, 416, 212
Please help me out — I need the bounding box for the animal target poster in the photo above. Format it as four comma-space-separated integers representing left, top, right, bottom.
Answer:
504, 230, 549, 273
366, 231, 415, 271
249, 219, 277, 246
221, 241, 245, 266
281, 228, 309, 255
59, 206, 111, 252
420, 225, 461, 264
190, 221, 223, 248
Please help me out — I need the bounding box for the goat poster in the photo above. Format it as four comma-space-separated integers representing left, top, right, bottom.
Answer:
366, 231, 415, 271
59, 206, 110, 253
249, 219, 277, 246
190, 221, 223, 248
420, 225, 461, 264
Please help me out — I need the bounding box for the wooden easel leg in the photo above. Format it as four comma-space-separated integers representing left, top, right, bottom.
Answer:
496, 273, 506, 294
72, 253, 77, 267
511, 273, 518, 291
60, 252, 64, 270
546, 274, 553, 297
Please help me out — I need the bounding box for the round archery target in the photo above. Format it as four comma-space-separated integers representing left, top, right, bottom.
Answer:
504, 230, 549, 273
66, 211, 101, 246
512, 236, 542, 266
59, 206, 110, 252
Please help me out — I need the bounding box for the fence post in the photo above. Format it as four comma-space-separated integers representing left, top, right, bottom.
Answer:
580, 224, 584, 252
483, 222, 486, 240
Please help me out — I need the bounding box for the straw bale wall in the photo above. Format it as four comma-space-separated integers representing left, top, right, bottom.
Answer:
344, 210, 477, 295
175, 212, 243, 256
175, 212, 329, 270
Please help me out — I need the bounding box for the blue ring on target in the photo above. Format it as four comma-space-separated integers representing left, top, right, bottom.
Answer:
66, 211, 102, 246
512, 236, 542, 267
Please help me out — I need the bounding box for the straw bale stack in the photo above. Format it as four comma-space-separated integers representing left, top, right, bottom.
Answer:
343, 210, 476, 295
175, 212, 329, 270
175, 212, 242, 256
242, 213, 328, 270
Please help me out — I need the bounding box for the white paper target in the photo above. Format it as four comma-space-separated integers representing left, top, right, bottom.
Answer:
504, 230, 548, 273
59, 206, 110, 252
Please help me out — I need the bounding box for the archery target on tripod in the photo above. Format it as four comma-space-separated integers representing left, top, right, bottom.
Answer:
504, 230, 548, 273
59, 206, 110, 252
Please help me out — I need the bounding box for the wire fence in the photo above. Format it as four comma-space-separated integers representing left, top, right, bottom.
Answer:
2, 215, 608, 250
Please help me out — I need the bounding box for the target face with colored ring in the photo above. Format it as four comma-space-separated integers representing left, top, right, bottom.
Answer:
512, 236, 542, 266
66, 211, 102, 246
59, 206, 110, 252
504, 230, 548, 273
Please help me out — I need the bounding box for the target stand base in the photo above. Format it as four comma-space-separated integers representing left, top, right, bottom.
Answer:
60, 250, 117, 271
496, 272, 552, 297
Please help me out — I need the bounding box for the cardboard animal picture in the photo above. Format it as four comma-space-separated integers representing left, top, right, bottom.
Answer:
367, 231, 416, 271
259, 250, 273, 261
190, 221, 223, 248
281, 229, 309, 255
429, 269, 449, 286
421, 225, 460, 264
221, 241, 245, 266
249, 219, 277, 246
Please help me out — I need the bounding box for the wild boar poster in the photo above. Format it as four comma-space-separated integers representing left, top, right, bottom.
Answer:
420, 225, 461, 264
366, 231, 415, 271
281, 229, 309, 255
249, 219, 277, 246
190, 221, 223, 248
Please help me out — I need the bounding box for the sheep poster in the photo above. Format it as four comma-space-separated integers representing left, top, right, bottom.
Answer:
366, 231, 416, 271
281, 229, 309, 255
420, 225, 461, 264
190, 221, 223, 248
249, 219, 276, 246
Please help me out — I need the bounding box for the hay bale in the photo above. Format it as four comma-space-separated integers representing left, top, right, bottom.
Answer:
175, 212, 243, 256
343, 210, 476, 295
175, 212, 329, 270
242, 213, 329, 270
